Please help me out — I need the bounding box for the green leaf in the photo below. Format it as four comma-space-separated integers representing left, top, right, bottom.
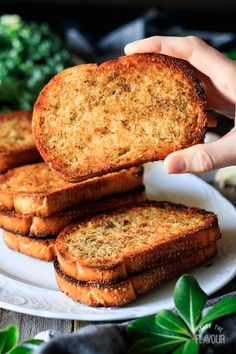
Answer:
7, 338, 44, 354
128, 316, 189, 353
0, 326, 18, 354
174, 275, 207, 332
128, 335, 187, 354
7, 347, 32, 354
21, 340, 44, 345
128, 316, 160, 338
172, 340, 199, 354
7, 339, 44, 354
198, 296, 236, 328
155, 310, 192, 338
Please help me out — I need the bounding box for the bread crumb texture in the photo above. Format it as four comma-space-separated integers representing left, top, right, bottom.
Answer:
0, 110, 35, 152
33, 53, 206, 181
0, 162, 142, 197
0, 162, 72, 194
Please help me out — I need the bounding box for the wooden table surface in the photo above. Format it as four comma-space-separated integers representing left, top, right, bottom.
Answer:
0, 307, 105, 340
1, 183, 236, 341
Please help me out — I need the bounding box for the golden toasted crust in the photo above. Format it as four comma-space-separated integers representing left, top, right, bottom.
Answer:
33, 53, 207, 182
0, 110, 41, 172
0, 188, 145, 237
54, 245, 217, 307
0, 163, 143, 216
55, 201, 221, 283
3, 230, 56, 261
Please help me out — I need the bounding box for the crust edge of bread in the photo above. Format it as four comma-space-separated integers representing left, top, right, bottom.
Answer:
3, 230, 56, 261
0, 187, 145, 237
54, 244, 217, 307
0, 166, 143, 216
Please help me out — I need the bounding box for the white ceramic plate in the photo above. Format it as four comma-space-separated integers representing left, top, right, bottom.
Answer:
0, 162, 236, 321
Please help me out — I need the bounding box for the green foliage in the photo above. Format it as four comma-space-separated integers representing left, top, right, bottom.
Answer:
0, 325, 43, 354
128, 335, 187, 354
128, 274, 236, 354
172, 340, 199, 354
226, 50, 236, 61
197, 296, 236, 329
174, 275, 207, 333
0, 326, 18, 354
155, 310, 191, 337
0, 14, 73, 111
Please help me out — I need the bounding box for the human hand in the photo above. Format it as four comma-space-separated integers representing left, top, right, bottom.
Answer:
125, 36, 236, 173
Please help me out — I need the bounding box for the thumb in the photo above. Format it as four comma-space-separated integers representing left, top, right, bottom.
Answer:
164, 128, 236, 173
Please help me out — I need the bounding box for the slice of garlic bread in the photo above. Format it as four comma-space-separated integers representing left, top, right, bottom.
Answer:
33, 53, 207, 182
55, 201, 220, 283
0, 163, 143, 216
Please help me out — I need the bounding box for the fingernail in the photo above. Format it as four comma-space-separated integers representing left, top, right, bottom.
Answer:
124, 43, 132, 54
164, 156, 186, 173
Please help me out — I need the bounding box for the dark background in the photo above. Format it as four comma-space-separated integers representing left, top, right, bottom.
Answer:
1, 0, 236, 134
1, 0, 236, 36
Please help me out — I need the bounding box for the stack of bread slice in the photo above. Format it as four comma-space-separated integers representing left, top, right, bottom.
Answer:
0, 162, 144, 261
54, 201, 221, 307
30, 52, 222, 307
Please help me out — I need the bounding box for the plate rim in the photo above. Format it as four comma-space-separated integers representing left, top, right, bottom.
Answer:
0, 266, 235, 321
0, 166, 236, 321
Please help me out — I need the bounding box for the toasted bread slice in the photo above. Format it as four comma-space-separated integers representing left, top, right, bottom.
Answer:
3, 230, 56, 261
33, 53, 207, 182
0, 188, 144, 237
55, 201, 221, 283
0, 110, 41, 172
55, 245, 217, 307
0, 163, 143, 216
